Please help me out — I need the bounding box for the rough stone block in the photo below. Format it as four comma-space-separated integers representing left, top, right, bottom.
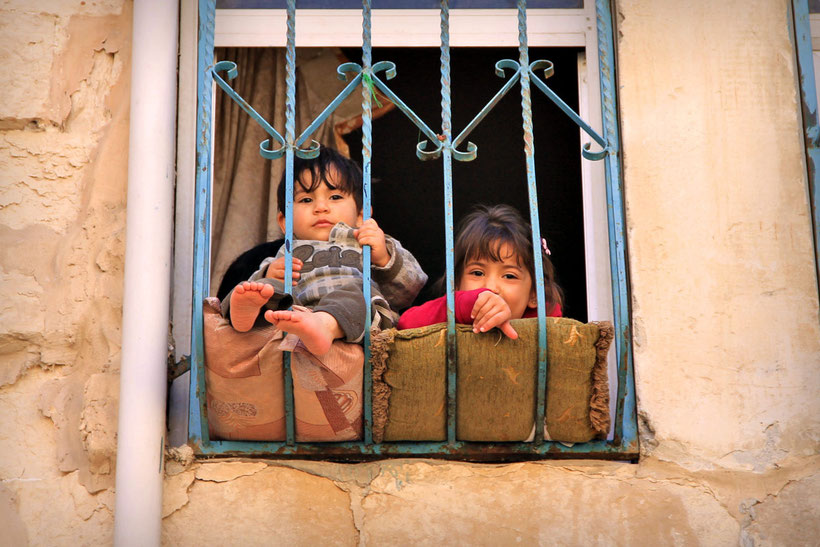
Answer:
0, 11, 61, 123
360, 462, 739, 545
162, 466, 358, 546
80, 373, 119, 477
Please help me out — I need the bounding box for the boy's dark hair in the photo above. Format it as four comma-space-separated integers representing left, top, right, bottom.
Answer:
439, 204, 563, 311
276, 147, 364, 215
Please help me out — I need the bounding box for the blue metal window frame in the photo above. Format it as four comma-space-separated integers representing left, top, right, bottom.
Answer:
188, 0, 638, 459
793, 0, 820, 297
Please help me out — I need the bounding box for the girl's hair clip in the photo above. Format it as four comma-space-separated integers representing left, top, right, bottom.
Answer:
541, 237, 551, 256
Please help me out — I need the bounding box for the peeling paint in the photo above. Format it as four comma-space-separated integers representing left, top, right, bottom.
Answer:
194, 461, 268, 482
162, 470, 196, 518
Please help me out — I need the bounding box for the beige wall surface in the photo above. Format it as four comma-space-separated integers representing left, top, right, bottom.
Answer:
618, 0, 820, 472
1, 0, 133, 544
1, 0, 819, 545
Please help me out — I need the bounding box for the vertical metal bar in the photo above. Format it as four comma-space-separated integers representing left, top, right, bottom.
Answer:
517, 0, 549, 444
791, 0, 820, 301
189, 0, 217, 446
595, 0, 636, 446
440, 0, 457, 445
283, 0, 297, 446
361, 0, 374, 445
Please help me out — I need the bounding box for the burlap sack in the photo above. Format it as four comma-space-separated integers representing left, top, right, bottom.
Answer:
203, 298, 363, 442
370, 317, 613, 443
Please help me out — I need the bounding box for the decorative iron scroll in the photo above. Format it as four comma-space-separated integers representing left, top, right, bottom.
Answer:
210, 4, 608, 164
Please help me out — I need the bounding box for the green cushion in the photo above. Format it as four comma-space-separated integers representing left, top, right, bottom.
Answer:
371, 317, 613, 444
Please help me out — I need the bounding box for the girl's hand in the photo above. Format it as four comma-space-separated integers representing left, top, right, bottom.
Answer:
354, 218, 390, 267
471, 291, 518, 339
265, 256, 302, 286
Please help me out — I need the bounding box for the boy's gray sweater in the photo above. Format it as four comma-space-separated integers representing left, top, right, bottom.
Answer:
251, 223, 427, 334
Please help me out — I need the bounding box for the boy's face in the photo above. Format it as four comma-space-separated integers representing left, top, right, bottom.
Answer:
457, 243, 537, 319
277, 167, 362, 241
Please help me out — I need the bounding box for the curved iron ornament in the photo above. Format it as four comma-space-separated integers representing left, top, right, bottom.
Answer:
209, 62, 318, 160
210, 43, 609, 165
212, 61, 287, 159
527, 59, 609, 161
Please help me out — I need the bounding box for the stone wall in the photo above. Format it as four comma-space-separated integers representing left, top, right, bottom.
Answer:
2, 0, 819, 545
0, 0, 131, 544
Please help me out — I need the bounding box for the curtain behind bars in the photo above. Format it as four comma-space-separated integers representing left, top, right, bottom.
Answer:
210, 47, 394, 295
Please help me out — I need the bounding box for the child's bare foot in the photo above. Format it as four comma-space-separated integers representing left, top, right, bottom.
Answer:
264, 309, 340, 355
230, 281, 275, 332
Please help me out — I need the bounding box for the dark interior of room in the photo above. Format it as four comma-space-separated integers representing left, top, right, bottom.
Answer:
341, 46, 588, 321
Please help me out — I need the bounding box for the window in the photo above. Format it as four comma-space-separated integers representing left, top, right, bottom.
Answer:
171, 0, 638, 459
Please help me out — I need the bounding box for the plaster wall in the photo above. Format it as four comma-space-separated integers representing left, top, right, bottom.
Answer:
0, 0, 818, 545
1, 0, 131, 544
618, 0, 820, 474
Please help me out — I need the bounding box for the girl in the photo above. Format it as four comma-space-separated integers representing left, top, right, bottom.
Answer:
397, 204, 563, 339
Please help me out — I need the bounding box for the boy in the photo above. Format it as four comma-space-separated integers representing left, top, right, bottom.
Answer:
221, 147, 427, 355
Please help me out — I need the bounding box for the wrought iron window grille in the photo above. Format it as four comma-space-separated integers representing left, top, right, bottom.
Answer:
188, 0, 638, 460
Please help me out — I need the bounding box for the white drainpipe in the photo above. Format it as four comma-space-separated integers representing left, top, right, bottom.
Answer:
114, 0, 179, 545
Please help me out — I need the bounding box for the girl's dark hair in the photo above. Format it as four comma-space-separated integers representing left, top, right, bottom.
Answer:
438, 204, 563, 312
276, 147, 363, 215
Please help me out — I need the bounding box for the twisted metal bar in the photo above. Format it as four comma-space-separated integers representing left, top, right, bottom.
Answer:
282, 0, 297, 446
596, 1, 619, 160
517, 0, 549, 445
440, 0, 458, 446
361, 0, 374, 445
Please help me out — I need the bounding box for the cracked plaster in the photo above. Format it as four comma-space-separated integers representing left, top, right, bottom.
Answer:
161, 465, 359, 546
195, 461, 269, 482
156, 457, 820, 545
162, 470, 196, 519
355, 460, 739, 545
743, 472, 820, 546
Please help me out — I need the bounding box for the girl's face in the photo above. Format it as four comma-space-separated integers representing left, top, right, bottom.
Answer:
457, 243, 538, 319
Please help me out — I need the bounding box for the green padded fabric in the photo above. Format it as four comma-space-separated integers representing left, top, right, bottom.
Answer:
370, 317, 613, 444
